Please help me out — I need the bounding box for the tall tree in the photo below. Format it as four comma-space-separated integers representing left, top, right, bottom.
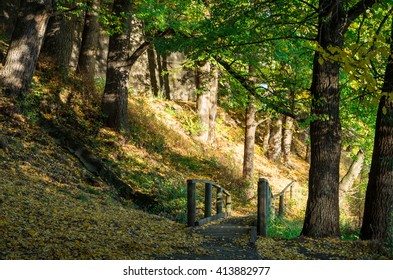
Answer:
361, 17, 393, 241
242, 99, 267, 199
301, 0, 376, 238
0, 0, 52, 98
101, 0, 132, 134
40, 1, 83, 74
76, 0, 101, 83
195, 60, 218, 143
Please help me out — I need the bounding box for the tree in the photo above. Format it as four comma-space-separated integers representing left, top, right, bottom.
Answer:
195, 60, 218, 143
301, 0, 376, 238
101, 0, 133, 134
268, 114, 282, 162
339, 149, 364, 193
40, 1, 83, 74
361, 17, 393, 241
76, 0, 101, 83
0, 0, 52, 98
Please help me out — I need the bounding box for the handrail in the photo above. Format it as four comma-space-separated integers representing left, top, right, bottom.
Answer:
257, 178, 296, 237
272, 181, 294, 199
187, 179, 232, 227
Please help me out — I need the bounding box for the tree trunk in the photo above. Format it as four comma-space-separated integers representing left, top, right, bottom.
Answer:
268, 115, 282, 162
40, 3, 82, 74
262, 118, 271, 153
302, 0, 345, 238
361, 19, 393, 241
339, 149, 364, 192
196, 61, 210, 142
101, 0, 132, 134
158, 52, 171, 100
243, 101, 258, 199
283, 90, 295, 165
208, 66, 218, 143
0, 0, 52, 98
282, 115, 294, 165
76, 0, 100, 83
147, 46, 159, 97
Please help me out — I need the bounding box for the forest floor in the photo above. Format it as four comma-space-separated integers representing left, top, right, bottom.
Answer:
0, 89, 392, 260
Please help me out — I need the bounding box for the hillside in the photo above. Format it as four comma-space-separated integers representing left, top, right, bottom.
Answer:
0, 70, 312, 258
1, 46, 392, 259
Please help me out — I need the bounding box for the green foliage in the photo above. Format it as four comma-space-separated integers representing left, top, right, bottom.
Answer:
268, 217, 303, 239
151, 177, 188, 223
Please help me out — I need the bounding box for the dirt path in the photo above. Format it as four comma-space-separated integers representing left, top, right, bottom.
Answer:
166, 216, 262, 260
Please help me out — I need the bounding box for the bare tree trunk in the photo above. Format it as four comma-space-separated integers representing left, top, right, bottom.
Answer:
262, 118, 271, 153
76, 0, 100, 83
41, 3, 83, 73
158, 52, 171, 100
0, 0, 52, 98
147, 46, 159, 97
282, 115, 294, 165
268, 115, 282, 162
196, 61, 210, 142
208, 66, 218, 143
339, 149, 364, 192
101, 0, 132, 135
243, 101, 258, 199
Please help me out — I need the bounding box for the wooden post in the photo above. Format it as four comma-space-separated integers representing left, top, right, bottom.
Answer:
267, 185, 272, 220
187, 180, 196, 227
204, 182, 212, 218
279, 194, 285, 217
216, 187, 223, 214
226, 195, 232, 215
257, 178, 269, 237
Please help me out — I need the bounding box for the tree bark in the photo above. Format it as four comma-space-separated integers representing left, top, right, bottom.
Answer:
40, 2, 82, 74
262, 118, 271, 153
339, 149, 364, 192
283, 90, 295, 165
196, 60, 218, 144
147, 46, 159, 97
302, 0, 344, 238
101, 0, 132, 134
196, 61, 210, 142
268, 115, 282, 162
282, 115, 294, 165
158, 52, 171, 100
208, 66, 218, 143
243, 103, 257, 175
361, 19, 393, 241
0, 0, 52, 98
76, 0, 100, 83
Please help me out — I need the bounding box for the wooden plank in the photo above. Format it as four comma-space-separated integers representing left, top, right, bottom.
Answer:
195, 212, 228, 226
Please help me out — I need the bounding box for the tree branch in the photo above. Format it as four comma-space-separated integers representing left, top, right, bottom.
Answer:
346, 0, 378, 30
214, 55, 301, 120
